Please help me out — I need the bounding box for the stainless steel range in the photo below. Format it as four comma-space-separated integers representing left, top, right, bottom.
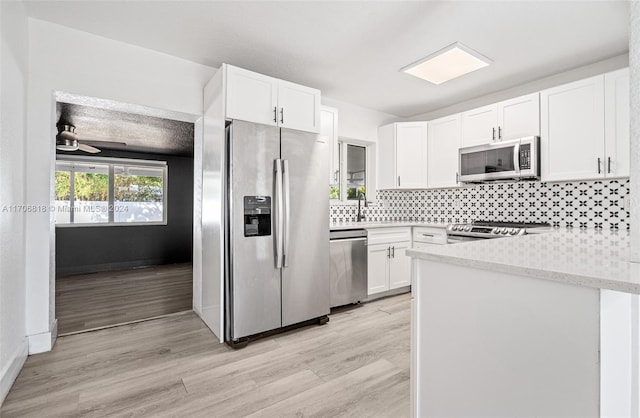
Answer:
446, 220, 551, 242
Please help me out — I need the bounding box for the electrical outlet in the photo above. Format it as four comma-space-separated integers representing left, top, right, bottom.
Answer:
453, 199, 462, 209
622, 195, 630, 211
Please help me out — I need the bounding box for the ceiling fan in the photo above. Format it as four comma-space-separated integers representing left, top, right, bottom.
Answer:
55, 123, 126, 154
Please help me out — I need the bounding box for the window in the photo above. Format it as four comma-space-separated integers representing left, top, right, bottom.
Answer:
55, 156, 167, 226
330, 139, 373, 203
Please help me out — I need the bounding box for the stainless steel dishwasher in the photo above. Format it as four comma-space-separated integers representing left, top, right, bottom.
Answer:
329, 229, 367, 308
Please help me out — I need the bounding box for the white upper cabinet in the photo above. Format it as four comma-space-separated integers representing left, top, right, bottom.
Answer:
604, 67, 629, 179
541, 75, 606, 182
461, 93, 540, 147
427, 114, 461, 188
277, 80, 321, 133
320, 106, 339, 186
225, 65, 278, 127
498, 93, 540, 140
377, 122, 428, 189
224, 64, 321, 133
461, 104, 497, 147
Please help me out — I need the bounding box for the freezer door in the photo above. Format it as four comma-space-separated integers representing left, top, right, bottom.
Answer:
280, 129, 330, 326
228, 121, 282, 339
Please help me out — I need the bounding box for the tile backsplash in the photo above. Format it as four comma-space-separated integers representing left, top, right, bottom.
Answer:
330, 179, 630, 230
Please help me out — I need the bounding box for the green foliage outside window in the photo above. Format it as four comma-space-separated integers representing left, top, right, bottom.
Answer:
115, 175, 163, 202
347, 186, 366, 200
54, 171, 109, 201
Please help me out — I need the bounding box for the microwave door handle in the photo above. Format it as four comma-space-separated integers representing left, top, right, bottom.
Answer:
513, 143, 520, 173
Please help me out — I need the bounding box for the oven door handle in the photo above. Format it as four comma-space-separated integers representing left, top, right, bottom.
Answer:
513, 142, 520, 174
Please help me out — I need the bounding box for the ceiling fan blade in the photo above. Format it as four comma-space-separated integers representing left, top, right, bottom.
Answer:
78, 143, 101, 154
80, 140, 127, 147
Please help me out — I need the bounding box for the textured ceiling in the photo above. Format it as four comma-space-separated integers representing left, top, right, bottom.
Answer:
56, 102, 194, 157
28, 1, 629, 117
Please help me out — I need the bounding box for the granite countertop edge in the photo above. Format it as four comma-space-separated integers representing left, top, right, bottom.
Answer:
406, 229, 640, 295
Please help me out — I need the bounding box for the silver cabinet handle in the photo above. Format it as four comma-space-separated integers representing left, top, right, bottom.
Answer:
421, 233, 435, 237
398, 176, 401, 187
387, 247, 390, 258
492, 127, 496, 141
282, 159, 291, 267
274, 159, 284, 268
273, 106, 277, 123
608, 157, 611, 174
456, 172, 459, 183
498, 126, 502, 140
597, 157, 601, 174
391, 246, 395, 258
280, 108, 284, 124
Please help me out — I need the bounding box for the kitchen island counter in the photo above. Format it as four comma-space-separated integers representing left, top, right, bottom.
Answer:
408, 227, 638, 417
407, 227, 639, 294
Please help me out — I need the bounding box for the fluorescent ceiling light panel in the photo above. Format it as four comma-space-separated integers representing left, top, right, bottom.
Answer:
402, 42, 492, 85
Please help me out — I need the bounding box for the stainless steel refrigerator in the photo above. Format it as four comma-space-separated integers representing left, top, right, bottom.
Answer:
224, 120, 329, 346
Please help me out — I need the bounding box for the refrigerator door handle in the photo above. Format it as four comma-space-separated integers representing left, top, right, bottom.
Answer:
275, 159, 284, 268
283, 159, 291, 267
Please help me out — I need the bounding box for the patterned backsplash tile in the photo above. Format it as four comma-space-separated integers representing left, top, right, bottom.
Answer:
330, 179, 630, 230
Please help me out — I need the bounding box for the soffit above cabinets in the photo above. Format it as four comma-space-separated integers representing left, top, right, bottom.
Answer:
28, 1, 628, 118
56, 102, 194, 157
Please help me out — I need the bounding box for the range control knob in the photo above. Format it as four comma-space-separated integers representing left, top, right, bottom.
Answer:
501, 228, 509, 235
451, 225, 458, 231
491, 227, 499, 234
509, 228, 518, 235
464, 225, 472, 232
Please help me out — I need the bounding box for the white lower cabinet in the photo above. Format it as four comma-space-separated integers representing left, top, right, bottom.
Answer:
367, 228, 412, 295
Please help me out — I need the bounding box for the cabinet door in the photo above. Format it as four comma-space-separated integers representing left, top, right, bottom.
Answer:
389, 241, 412, 289
377, 124, 396, 190
604, 68, 629, 178
321, 106, 340, 190
225, 65, 278, 127
461, 104, 498, 147
368, 243, 389, 295
277, 80, 321, 133
541, 75, 605, 182
498, 93, 540, 140
427, 114, 461, 188
396, 122, 428, 189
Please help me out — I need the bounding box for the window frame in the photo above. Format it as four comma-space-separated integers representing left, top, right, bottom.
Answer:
333, 137, 376, 205
55, 155, 168, 227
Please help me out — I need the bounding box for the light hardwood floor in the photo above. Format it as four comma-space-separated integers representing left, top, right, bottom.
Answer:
1, 293, 410, 418
56, 263, 193, 335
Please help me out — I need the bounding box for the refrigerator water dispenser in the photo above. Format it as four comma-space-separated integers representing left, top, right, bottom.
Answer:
243, 196, 271, 237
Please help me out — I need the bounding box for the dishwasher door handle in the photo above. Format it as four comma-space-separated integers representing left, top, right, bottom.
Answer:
330, 237, 367, 243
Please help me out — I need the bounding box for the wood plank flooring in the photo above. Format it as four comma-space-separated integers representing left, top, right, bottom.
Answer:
1, 293, 411, 418
56, 263, 193, 335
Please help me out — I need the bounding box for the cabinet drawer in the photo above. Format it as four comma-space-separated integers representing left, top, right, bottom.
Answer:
412, 227, 447, 245
367, 227, 411, 245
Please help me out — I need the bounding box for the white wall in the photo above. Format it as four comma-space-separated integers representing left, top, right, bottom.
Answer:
322, 96, 398, 142
630, 2, 639, 263
25, 19, 215, 353
0, 0, 29, 405
406, 53, 629, 122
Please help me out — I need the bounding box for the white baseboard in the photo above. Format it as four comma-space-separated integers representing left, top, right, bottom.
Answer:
0, 338, 28, 407
28, 319, 58, 354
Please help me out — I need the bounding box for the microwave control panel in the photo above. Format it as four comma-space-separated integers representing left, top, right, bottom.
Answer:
519, 144, 531, 170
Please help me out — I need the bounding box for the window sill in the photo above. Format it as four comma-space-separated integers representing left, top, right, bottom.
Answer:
55, 221, 168, 228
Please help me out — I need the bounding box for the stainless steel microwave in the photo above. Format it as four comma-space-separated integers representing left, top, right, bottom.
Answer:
458, 136, 540, 183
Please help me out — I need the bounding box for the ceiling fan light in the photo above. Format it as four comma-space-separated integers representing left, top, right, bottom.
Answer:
56, 136, 79, 151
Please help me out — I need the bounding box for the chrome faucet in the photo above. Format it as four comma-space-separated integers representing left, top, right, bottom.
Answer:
357, 192, 368, 222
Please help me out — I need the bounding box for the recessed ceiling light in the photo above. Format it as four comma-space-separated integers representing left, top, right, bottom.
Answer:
401, 42, 492, 85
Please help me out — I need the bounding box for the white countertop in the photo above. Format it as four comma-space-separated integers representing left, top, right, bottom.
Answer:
407, 228, 640, 295
330, 221, 448, 231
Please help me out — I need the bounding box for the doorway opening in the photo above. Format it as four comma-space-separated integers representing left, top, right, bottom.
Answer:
53, 98, 195, 335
